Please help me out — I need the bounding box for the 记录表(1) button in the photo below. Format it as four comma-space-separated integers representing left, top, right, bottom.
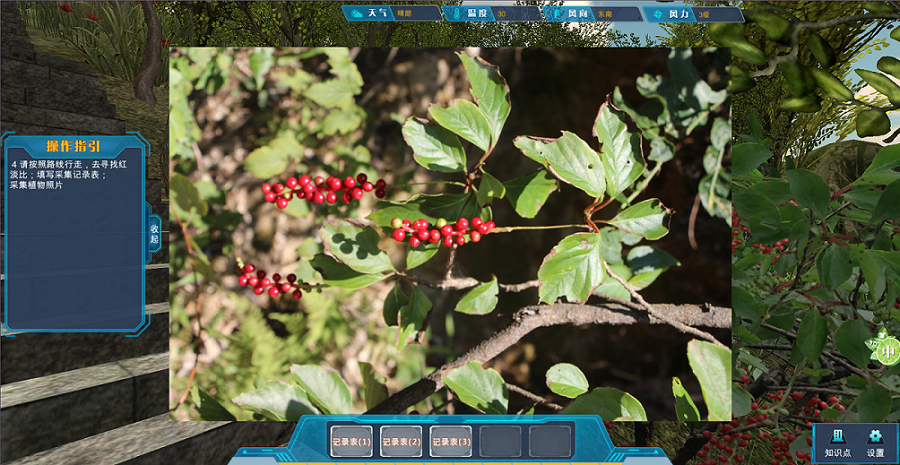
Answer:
380, 425, 422, 457
330, 425, 373, 457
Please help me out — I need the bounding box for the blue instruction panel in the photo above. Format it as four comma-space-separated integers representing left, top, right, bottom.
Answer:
2, 133, 159, 335
229, 415, 672, 465
812, 423, 899, 464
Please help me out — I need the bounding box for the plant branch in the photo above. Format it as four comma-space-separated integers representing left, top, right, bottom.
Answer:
506, 384, 563, 411
403, 274, 541, 293
604, 262, 727, 347
365, 301, 729, 414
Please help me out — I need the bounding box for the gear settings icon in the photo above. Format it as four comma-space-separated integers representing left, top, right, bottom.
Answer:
868, 429, 884, 444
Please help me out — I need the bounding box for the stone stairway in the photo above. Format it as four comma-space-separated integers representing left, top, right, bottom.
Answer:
1, 2, 294, 464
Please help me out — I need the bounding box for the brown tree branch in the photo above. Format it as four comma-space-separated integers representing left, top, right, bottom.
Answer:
365, 301, 729, 414
134, 1, 162, 106
405, 274, 540, 293
506, 383, 564, 411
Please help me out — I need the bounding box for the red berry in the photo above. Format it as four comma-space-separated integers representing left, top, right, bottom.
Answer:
277, 198, 289, 209
326, 191, 337, 204
703, 444, 711, 451
392, 229, 406, 242
375, 188, 386, 198
477, 224, 490, 235
375, 179, 386, 189
287, 274, 296, 283
314, 176, 325, 186
299, 175, 311, 186
313, 192, 325, 204
741, 433, 751, 440
456, 218, 469, 231
341, 191, 352, 203
245, 263, 256, 273
485, 221, 495, 230
806, 437, 812, 446
703, 431, 713, 439
249, 277, 259, 287
292, 289, 302, 299
429, 230, 441, 243
238, 276, 249, 286
828, 396, 838, 404
735, 457, 743, 463
456, 235, 465, 245
362, 181, 374, 192
357, 173, 368, 184
273, 183, 284, 194
272, 273, 281, 282
326, 176, 341, 191
257, 270, 266, 279
402, 220, 411, 228
836, 404, 844, 411
792, 391, 804, 400
261, 278, 271, 287
470, 230, 481, 242
442, 236, 454, 248
286, 177, 298, 189
268, 286, 280, 297
262, 183, 272, 193
698, 451, 707, 458
416, 229, 430, 241
441, 225, 454, 236
265, 192, 277, 202
740, 374, 749, 383
254, 286, 265, 295
303, 184, 316, 195
280, 282, 292, 293
472, 217, 483, 227
409, 237, 421, 247
391, 218, 403, 229
349, 187, 362, 200
344, 176, 356, 189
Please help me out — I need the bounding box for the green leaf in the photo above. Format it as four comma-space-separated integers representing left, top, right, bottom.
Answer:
546, 363, 589, 398
857, 144, 900, 186
699, 172, 731, 222
248, 48, 274, 89
649, 137, 675, 163
732, 286, 764, 325
503, 169, 558, 218
673, 377, 701, 421
593, 102, 645, 198
442, 361, 508, 414
608, 198, 672, 240
397, 285, 432, 351
232, 381, 318, 421
304, 79, 357, 108
626, 246, 680, 290
407, 241, 440, 270
359, 362, 389, 410
687, 340, 731, 421
402, 117, 467, 173
834, 320, 874, 369
191, 387, 237, 421
367, 193, 490, 228
741, 180, 793, 206
538, 233, 604, 304
244, 145, 290, 179
455, 276, 499, 315
289, 364, 352, 415
560, 387, 647, 420
383, 282, 408, 327
872, 178, 900, 225
310, 253, 386, 290
476, 171, 506, 207
322, 106, 364, 135
319, 220, 394, 274
171, 172, 209, 216
787, 169, 831, 219
514, 132, 605, 198
857, 382, 891, 423
733, 142, 774, 176
428, 100, 492, 151
856, 69, 900, 106
731, 383, 753, 419
710, 117, 731, 151
456, 52, 511, 147
817, 244, 852, 292
860, 251, 889, 300
797, 308, 827, 362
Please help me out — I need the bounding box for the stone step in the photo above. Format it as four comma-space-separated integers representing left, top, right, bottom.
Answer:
1, 352, 169, 463
1, 302, 169, 384
0, 66, 110, 105
4, 415, 297, 465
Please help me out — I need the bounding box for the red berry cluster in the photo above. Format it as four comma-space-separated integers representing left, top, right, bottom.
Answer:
262, 173, 387, 209
390, 217, 495, 248
751, 238, 790, 266
723, 365, 846, 465
236, 263, 304, 299
731, 205, 748, 254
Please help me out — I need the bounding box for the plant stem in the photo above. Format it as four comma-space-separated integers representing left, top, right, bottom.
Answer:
491, 224, 590, 233
390, 181, 467, 188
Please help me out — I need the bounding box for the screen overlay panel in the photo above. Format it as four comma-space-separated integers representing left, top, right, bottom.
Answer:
229, 415, 671, 465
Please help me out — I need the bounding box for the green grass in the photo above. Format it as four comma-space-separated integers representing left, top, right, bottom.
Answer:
25, 25, 169, 200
